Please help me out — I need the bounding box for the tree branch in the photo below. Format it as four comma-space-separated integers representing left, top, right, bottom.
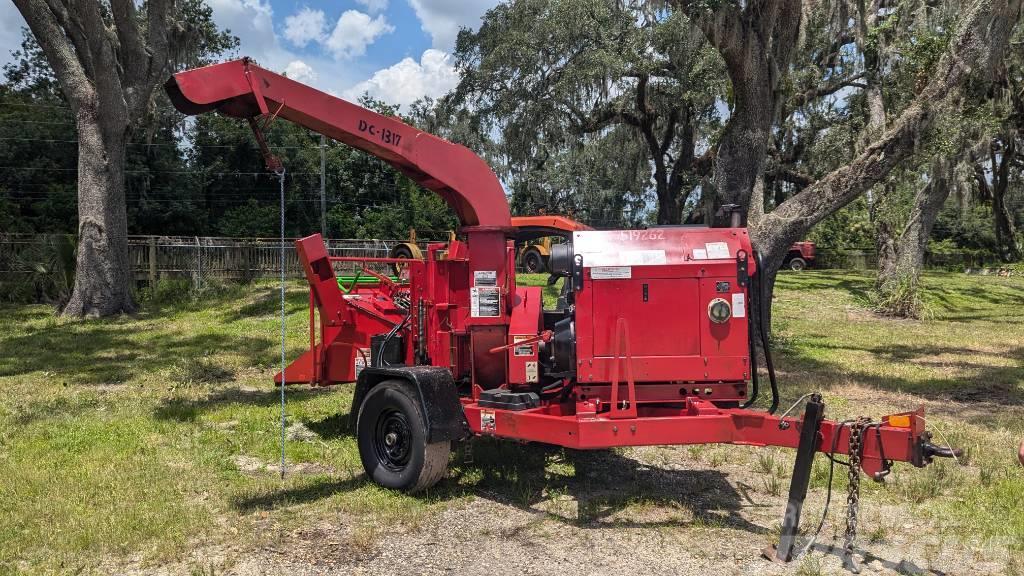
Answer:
757, 0, 1023, 251
790, 72, 867, 107
12, 0, 94, 107
110, 0, 147, 87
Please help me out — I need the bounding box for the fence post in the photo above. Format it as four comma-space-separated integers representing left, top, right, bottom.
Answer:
148, 237, 157, 286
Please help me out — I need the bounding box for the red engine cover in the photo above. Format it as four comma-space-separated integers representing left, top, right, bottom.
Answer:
573, 227, 756, 386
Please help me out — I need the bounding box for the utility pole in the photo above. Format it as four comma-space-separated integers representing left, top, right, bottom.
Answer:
320, 134, 327, 238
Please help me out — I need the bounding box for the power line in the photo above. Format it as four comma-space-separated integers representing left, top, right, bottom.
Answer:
0, 135, 321, 151
0, 165, 323, 176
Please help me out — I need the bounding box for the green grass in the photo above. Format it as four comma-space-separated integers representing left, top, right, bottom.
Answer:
0, 270, 1022, 572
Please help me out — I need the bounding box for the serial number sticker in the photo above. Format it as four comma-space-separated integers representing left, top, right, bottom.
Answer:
591, 266, 632, 279
357, 119, 402, 146
354, 347, 371, 376
705, 242, 731, 259
513, 336, 534, 356
481, 410, 496, 432
732, 293, 746, 318
471, 287, 500, 317
474, 270, 497, 286
692, 248, 708, 260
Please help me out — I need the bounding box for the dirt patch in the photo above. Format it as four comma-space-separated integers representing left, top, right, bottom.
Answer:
143, 443, 1013, 576
232, 455, 337, 477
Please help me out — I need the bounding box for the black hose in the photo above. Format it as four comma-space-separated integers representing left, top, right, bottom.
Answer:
741, 268, 760, 409
753, 251, 780, 414
376, 314, 409, 366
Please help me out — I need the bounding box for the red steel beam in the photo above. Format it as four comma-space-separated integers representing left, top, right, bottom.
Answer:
165, 58, 511, 229
462, 400, 928, 478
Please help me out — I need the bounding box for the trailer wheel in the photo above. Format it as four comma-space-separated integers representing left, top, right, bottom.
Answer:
788, 257, 807, 272
523, 249, 546, 273
357, 379, 450, 492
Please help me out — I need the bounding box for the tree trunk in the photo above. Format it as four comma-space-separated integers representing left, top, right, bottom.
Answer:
13, 0, 175, 317
63, 102, 136, 316
856, 0, 886, 139
675, 0, 803, 226
991, 136, 1023, 261
656, 181, 682, 224
875, 219, 898, 280
713, 84, 774, 224
876, 160, 953, 296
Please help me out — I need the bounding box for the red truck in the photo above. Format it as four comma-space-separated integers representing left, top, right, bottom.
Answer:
785, 241, 816, 271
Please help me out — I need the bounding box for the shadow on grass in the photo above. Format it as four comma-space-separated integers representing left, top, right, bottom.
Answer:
777, 341, 1024, 408
233, 476, 367, 512
0, 322, 275, 386
153, 386, 333, 421
0, 285, 318, 386
304, 411, 353, 440
458, 440, 769, 533
225, 425, 770, 536
220, 286, 310, 323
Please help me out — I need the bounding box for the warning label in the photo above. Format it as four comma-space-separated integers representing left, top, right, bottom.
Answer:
474, 270, 497, 286
591, 266, 632, 279
471, 286, 500, 317
481, 410, 496, 432
732, 293, 746, 318
525, 361, 538, 382
513, 336, 534, 356
705, 242, 731, 259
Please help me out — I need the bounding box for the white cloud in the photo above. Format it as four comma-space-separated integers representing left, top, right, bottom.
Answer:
356, 0, 389, 13
283, 7, 326, 48
325, 10, 394, 60
408, 0, 500, 51
284, 60, 317, 83
205, 0, 358, 97
206, 0, 279, 62
344, 49, 458, 109
0, 2, 25, 70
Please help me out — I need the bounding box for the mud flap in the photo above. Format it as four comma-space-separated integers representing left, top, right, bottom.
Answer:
353, 366, 469, 443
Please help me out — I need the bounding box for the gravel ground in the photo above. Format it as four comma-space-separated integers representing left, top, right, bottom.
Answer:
124, 438, 1011, 576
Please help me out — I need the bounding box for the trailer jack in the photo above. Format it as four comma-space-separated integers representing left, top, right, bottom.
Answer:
765, 395, 959, 567
770, 393, 826, 563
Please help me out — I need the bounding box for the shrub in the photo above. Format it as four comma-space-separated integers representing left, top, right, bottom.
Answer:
871, 274, 930, 319
0, 234, 76, 305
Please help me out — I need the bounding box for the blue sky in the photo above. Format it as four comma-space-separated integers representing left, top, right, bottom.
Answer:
0, 0, 500, 109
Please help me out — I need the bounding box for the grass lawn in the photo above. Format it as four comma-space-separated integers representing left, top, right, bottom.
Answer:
0, 270, 1022, 573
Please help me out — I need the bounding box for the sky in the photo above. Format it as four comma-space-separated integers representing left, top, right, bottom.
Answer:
0, 0, 501, 110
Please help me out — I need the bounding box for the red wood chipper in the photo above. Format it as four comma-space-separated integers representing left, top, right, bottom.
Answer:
166, 58, 958, 563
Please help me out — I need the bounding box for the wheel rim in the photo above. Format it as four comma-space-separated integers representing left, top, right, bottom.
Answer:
374, 408, 412, 471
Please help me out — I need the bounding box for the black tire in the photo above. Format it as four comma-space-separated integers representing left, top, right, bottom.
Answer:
357, 379, 450, 493
789, 257, 807, 272
523, 249, 546, 273
389, 245, 414, 276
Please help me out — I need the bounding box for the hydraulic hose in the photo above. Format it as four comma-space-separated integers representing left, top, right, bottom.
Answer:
742, 273, 760, 409
756, 251, 780, 414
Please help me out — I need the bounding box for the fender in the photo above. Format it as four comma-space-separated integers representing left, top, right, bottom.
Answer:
353, 366, 469, 443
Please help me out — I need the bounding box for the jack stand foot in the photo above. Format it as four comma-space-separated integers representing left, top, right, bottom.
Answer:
774, 394, 825, 562
843, 552, 863, 574
761, 544, 787, 564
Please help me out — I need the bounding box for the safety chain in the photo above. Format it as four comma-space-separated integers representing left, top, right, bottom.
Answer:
844, 416, 872, 564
